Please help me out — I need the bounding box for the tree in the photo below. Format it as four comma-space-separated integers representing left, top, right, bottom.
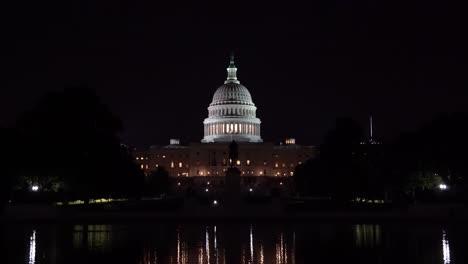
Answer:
0, 127, 21, 210
145, 167, 170, 196
320, 117, 365, 201
15, 85, 143, 202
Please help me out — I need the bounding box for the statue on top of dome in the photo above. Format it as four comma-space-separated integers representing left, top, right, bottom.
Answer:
229, 52, 236, 68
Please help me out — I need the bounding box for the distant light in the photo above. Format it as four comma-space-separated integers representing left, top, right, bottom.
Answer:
207, 181, 210, 185
177, 182, 181, 186
280, 182, 283, 185
31, 185, 39, 192
213, 200, 218, 205
249, 188, 253, 192
205, 188, 209, 192
439, 184, 448, 190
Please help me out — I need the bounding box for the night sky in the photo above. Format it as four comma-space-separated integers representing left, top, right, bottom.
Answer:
3, 1, 467, 147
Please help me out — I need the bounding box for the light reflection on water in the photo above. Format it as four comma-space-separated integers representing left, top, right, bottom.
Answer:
28, 230, 36, 264
5, 223, 463, 264
353, 224, 381, 248
442, 229, 451, 264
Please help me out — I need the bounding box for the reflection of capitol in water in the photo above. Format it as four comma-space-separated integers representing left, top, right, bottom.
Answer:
139, 224, 295, 264
51, 223, 456, 264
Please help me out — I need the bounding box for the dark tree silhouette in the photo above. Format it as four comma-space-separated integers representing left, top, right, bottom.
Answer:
0, 127, 21, 210
389, 113, 468, 202
293, 117, 365, 200
15, 85, 144, 202
145, 167, 170, 196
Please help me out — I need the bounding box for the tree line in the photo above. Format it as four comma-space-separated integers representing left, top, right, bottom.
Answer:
0, 86, 147, 209
294, 115, 468, 204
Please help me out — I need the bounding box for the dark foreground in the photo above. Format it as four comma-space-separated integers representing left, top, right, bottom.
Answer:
1, 221, 466, 264
1, 199, 467, 222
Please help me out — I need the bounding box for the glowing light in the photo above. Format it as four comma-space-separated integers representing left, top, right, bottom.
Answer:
179, 162, 183, 168
249, 188, 253, 192
213, 200, 218, 205
177, 182, 181, 186
207, 181, 210, 185
442, 230, 451, 264
236, 160, 241, 166
205, 188, 209, 192
280, 182, 283, 185
250, 225, 254, 261
28, 230, 36, 264
439, 184, 448, 190
31, 185, 39, 192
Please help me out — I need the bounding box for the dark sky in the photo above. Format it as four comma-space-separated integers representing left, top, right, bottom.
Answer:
2, 1, 467, 147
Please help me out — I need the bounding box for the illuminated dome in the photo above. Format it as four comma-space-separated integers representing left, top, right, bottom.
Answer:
202, 55, 262, 143
211, 83, 254, 106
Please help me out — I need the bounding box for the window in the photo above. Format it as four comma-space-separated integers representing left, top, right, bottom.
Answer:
236, 160, 241, 166
246, 159, 251, 166
171, 161, 174, 168
179, 162, 183, 168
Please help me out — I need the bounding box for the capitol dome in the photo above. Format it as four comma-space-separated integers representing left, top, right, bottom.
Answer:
202, 55, 262, 143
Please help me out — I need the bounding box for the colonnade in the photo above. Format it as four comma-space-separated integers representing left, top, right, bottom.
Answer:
204, 122, 260, 136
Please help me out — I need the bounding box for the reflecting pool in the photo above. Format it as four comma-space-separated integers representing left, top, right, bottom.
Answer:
1, 222, 466, 263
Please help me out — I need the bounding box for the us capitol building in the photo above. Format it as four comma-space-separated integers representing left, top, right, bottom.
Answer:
134, 55, 316, 186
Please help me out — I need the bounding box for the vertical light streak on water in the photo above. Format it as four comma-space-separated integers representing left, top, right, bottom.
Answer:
292, 231, 295, 264
214, 226, 219, 264
442, 230, 451, 264
206, 227, 210, 264
250, 225, 254, 263
276, 232, 286, 264
214, 226, 217, 249
28, 230, 37, 264
177, 227, 180, 264
259, 243, 264, 264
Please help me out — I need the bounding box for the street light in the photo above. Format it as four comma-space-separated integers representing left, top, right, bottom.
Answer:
31, 185, 39, 192
439, 184, 448, 190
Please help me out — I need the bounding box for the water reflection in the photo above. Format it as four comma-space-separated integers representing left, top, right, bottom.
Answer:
353, 224, 381, 248
73, 225, 115, 252
28, 230, 36, 264
442, 230, 451, 264
3, 223, 464, 264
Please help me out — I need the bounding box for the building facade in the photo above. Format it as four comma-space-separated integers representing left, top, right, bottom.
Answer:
134, 55, 316, 180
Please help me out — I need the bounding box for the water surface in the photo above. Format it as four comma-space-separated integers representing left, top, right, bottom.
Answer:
1, 222, 466, 263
